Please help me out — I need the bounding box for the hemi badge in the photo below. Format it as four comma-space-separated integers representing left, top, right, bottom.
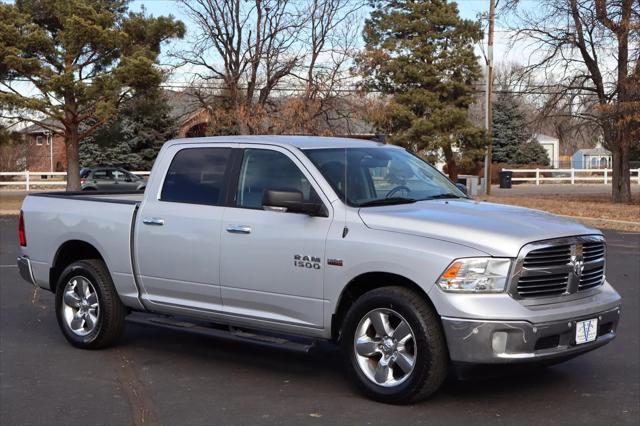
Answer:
327, 259, 343, 267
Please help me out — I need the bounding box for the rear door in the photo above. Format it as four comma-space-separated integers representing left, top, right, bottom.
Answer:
91, 169, 118, 190
134, 144, 234, 312
114, 170, 141, 191
219, 146, 333, 328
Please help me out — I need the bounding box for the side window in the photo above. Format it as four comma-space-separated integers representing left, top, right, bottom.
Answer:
161, 148, 231, 206
93, 170, 114, 181
237, 149, 316, 209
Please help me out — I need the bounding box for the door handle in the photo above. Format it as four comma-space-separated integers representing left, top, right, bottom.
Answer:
142, 217, 165, 226
226, 225, 252, 234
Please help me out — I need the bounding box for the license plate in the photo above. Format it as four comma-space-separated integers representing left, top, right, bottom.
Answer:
575, 318, 598, 345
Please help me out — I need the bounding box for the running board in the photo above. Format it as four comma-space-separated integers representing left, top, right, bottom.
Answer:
126, 313, 317, 354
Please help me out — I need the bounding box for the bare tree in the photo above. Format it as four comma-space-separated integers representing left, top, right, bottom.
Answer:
506, 0, 639, 202
277, 0, 364, 135
493, 62, 600, 158
175, 0, 305, 134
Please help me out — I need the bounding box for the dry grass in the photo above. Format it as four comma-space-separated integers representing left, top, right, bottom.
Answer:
0, 193, 25, 215
478, 193, 640, 232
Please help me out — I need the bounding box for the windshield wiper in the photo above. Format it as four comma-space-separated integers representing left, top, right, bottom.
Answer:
423, 193, 464, 200
358, 197, 417, 207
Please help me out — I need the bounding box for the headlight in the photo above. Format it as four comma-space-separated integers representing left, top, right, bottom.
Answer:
436, 258, 512, 293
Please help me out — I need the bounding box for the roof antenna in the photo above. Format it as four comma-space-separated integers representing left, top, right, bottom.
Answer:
342, 147, 349, 238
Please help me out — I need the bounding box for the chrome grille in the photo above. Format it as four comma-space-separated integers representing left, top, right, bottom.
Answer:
517, 272, 569, 297
579, 266, 605, 291
522, 245, 571, 268
512, 236, 605, 300
583, 241, 605, 262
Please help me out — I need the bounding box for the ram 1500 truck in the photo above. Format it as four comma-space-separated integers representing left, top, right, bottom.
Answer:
17, 136, 621, 403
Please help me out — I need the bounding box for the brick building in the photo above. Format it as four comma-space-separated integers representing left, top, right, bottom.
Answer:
20, 122, 67, 172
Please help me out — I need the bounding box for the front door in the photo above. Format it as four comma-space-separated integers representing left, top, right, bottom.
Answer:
220, 147, 333, 328
134, 145, 233, 312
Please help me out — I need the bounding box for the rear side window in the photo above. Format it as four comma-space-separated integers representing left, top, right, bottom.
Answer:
93, 170, 114, 181
161, 148, 231, 206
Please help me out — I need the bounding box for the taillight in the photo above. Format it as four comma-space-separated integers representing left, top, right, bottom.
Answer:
18, 210, 26, 247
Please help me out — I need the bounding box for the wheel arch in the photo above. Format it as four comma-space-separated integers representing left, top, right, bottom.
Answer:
331, 272, 437, 342
49, 240, 105, 293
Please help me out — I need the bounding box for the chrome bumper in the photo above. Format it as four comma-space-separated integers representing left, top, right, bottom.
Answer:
17, 256, 36, 286
442, 306, 621, 364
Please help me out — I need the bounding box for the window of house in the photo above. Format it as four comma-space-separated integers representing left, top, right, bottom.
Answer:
36, 135, 43, 146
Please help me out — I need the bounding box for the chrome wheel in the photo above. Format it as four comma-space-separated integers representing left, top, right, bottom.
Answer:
354, 308, 416, 387
62, 276, 100, 337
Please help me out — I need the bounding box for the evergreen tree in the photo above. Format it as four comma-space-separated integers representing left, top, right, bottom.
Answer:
357, 0, 485, 179
492, 93, 549, 165
491, 93, 531, 163
79, 91, 177, 170
0, 0, 184, 189
513, 139, 550, 166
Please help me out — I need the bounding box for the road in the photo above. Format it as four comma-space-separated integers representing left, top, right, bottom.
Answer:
1, 214, 638, 426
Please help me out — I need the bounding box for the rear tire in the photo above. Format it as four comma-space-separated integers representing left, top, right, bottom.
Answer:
55, 259, 126, 349
341, 286, 448, 404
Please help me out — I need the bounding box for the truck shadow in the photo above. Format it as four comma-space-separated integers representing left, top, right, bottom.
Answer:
120, 321, 570, 404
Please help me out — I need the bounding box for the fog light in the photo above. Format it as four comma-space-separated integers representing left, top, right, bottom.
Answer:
492, 331, 508, 354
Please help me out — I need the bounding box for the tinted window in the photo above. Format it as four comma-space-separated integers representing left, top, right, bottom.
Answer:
161, 148, 231, 206
92, 170, 114, 181
237, 149, 316, 209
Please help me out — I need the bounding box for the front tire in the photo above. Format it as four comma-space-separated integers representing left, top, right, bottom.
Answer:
341, 286, 448, 404
55, 259, 126, 349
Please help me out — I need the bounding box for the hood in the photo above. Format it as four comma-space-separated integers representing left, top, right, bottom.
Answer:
358, 199, 600, 257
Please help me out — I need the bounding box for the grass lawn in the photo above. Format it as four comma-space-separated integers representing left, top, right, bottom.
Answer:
0, 193, 25, 215
478, 192, 640, 232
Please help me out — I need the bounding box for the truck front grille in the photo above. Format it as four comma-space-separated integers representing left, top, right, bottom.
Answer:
579, 266, 605, 291
522, 245, 571, 268
513, 236, 605, 300
517, 272, 569, 297
583, 241, 605, 262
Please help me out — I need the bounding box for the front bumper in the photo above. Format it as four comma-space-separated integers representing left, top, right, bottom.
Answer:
17, 256, 36, 286
442, 306, 620, 363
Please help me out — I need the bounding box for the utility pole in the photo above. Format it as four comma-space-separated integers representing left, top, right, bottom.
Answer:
46, 131, 53, 173
483, 0, 495, 195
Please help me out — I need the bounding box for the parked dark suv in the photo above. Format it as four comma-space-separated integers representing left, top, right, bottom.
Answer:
80, 167, 146, 191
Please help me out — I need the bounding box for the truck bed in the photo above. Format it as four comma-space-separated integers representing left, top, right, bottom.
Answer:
20, 191, 143, 308
29, 191, 145, 205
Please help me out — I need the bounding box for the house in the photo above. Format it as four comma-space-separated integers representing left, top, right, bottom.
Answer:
20, 120, 67, 172
532, 134, 560, 168
571, 145, 612, 169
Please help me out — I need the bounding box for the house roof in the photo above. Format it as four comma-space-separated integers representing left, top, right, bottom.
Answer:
574, 147, 612, 156
20, 119, 63, 134
532, 133, 559, 143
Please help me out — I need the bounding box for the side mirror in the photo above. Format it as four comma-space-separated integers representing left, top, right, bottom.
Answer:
262, 189, 327, 217
455, 183, 468, 196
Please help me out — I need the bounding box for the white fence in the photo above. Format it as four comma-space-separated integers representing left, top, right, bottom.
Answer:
0, 171, 151, 191
502, 168, 640, 185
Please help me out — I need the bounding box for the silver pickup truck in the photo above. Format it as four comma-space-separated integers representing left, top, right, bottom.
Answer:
17, 136, 621, 403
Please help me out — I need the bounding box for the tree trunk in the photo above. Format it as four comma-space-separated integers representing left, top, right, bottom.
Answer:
610, 135, 631, 203
65, 125, 81, 191
443, 146, 458, 181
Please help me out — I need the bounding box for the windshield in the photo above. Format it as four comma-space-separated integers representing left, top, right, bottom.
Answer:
304, 147, 466, 207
